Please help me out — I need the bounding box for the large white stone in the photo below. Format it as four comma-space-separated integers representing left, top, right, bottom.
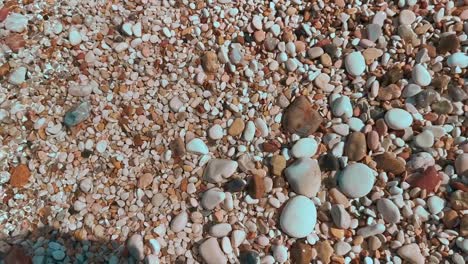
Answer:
447, 52, 468, 68
8, 66, 27, 85
285, 158, 322, 197
280, 195, 317, 238
291, 138, 318, 158
412, 64, 431, 86
5, 13, 28, 32
331, 95, 353, 118
203, 159, 238, 183
186, 138, 209, 155
376, 198, 401, 223
199, 238, 227, 264
345, 52, 366, 76
338, 163, 375, 198
384, 108, 413, 130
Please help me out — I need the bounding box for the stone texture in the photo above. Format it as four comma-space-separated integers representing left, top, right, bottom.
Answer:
285, 158, 322, 197
374, 152, 406, 175
345, 132, 367, 161
282, 96, 322, 136
290, 242, 313, 264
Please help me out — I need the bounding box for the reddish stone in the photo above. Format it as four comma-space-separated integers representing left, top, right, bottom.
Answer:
9, 164, 31, 188
3, 34, 26, 52
0, 7, 10, 22
407, 166, 441, 193
248, 174, 265, 199
451, 181, 468, 192
282, 96, 323, 136
4, 246, 32, 264
262, 141, 280, 153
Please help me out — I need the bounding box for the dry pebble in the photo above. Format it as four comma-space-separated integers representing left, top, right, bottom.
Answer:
1, 1, 467, 263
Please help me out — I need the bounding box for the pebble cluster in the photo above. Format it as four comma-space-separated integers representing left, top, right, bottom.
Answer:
0, 0, 467, 263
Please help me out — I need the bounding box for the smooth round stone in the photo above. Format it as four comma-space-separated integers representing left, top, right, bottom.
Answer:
199, 238, 227, 264
209, 124, 223, 140
291, 138, 318, 158
201, 188, 226, 210
399, 10, 416, 25
427, 196, 445, 214
273, 245, 288, 263
345, 52, 366, 76
307, 47, 324, 59
338, 163, 375, 198
280, 195, 317, 238
376, 198, 401, 223
397, 244, 425, 264
186, 138, 209, 155
331, 95, 353, 118
384, 108, 413, 130
348, 117, 365, 132
447, 52, 468, 68
334, 241, 351, 256
412, 64, 431, 86
8, 66, 27, 85
243, 121, 255, 142
455, 153, 468, 175
127, 234, 145, 261
4, 13, 28, 32
414, 130, 434, 148
69, 29, 82, 46
51, 250, 65, 261
285, 158, 322, 197
209, 223, 232, 238
170, 211, 188, 232
402, 83, 422, 98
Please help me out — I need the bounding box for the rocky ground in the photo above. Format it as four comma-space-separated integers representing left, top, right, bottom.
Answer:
0, 0, 467, 263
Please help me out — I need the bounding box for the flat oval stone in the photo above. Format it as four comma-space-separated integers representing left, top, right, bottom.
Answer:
384, 108, 413, 130
338, 163, 375, 198
280, 195, 317, 238
397, 244, 425, 264
412, 64, 432, 86
291, 138, 318, 158
285, 158, 322, 197
345, 51, 366, 76
376, 198, 401, 223
414, 130, 434, 148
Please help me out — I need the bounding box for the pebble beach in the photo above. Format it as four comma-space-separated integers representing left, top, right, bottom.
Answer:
0, 0, 467, 263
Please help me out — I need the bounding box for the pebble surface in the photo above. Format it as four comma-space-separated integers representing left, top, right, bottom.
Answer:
280, 195, 317, 238
1, 1, 466, 263
338, 163, 375, 198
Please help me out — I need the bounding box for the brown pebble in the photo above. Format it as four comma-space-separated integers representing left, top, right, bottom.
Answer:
290, 242, 313, 264
316, 241, 333, 264
9, 164, 31, 188
228, 118, 245, 136
282, 96, 323, 136
374, 152, 406, 175
201, 51, 219, 73
270, 155, 286, 176
248, 174, 265, 199
345, 132, 367, 161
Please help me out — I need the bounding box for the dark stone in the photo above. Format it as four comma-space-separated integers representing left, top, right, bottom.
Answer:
81, 149, 93, 158
170, 137, 186, 157
224, 178, 247, 193
437, 34, 460, 54
272, 176, 287, 188
239, 250, 260, 264
415, 89, 438, 108
319, 153, 340, 171
382, 67, 403, 86
323, 43, 339, 58
448, 85, 468, 102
